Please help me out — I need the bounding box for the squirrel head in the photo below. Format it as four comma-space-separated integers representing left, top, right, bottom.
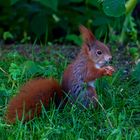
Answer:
80, 25, 112, 68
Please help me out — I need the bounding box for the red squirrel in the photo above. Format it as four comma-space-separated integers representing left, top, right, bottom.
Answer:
5, 25, 115, 123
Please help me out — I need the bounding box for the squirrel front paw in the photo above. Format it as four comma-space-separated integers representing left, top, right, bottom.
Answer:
103, 66, 115, 76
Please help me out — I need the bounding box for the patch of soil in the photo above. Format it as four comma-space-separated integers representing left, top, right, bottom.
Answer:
0, 44, 79, 61
0, 43, 135, 75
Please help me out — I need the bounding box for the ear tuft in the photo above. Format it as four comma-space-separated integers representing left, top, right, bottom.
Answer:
79, 25, 96, 44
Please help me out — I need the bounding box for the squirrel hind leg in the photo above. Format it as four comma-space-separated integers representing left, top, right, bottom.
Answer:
79, 87, 98, 108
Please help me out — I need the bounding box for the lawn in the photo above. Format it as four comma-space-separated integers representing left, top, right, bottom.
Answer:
0, 44, 140, 140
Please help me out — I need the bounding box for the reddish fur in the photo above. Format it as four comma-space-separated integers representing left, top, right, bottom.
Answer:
79, 25, 96, 43
84, 59, 113, 82
5, 78, 62, 123
62, 25, 115, 107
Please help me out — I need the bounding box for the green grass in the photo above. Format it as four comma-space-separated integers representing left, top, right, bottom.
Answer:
0, 50, 140, 140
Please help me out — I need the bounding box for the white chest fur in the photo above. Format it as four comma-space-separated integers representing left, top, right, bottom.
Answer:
88, 81, 95, 88
95, 64, 100, 69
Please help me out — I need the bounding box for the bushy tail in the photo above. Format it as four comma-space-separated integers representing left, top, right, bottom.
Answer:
5, 78, 63, 123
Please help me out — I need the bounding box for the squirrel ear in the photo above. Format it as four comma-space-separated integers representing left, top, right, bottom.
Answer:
79, 25, 96, 45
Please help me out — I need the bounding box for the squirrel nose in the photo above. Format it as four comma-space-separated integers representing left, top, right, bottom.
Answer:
105, 56, 112, 62
108, 56, 112, 61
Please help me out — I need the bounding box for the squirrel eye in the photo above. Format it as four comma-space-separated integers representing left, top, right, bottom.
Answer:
96, 50, 102, 55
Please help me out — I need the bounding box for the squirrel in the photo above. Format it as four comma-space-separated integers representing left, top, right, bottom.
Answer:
5, 25, 115, 123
